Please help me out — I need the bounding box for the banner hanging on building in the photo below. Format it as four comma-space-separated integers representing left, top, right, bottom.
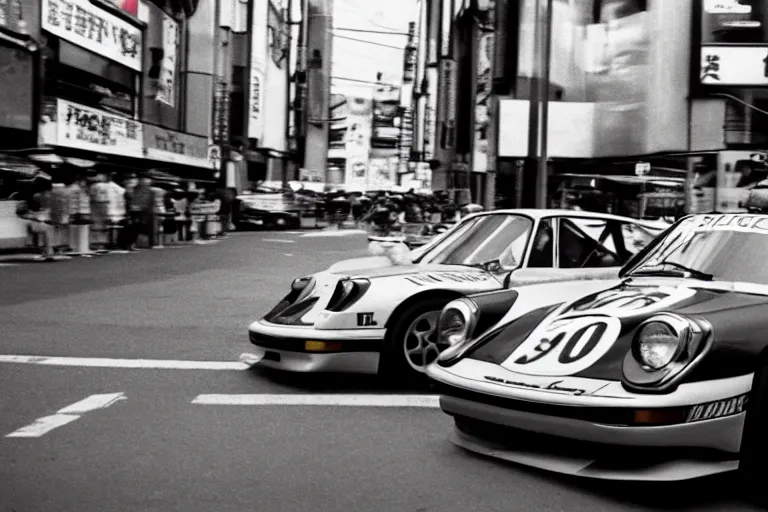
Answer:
344, 97, 373, 187
473, 33, 493, 172
41, 0, 142, 71
156, 12, 179, 107
248, 0, 269, 141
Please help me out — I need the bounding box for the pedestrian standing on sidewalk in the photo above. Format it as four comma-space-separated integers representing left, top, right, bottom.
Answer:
103, 172, 127, 250
125, 173, 157, 249
89, 173, 110, 251
49, 179, 71, 256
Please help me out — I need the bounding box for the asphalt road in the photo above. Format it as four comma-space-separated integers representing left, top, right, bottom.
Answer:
0, 230, 762, 512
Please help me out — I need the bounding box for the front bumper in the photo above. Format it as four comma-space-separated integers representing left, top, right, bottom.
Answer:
427, 361, 749, 481
248, 319, 385, 374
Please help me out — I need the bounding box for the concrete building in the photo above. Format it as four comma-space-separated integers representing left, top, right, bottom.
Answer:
416, 0, 768, 215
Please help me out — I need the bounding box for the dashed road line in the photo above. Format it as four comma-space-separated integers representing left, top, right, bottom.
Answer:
191, 394, 441, 408
0, 355, 253, 371
5, 393, 126, 438
263, 238, 296, 243
300, 229, 368, 238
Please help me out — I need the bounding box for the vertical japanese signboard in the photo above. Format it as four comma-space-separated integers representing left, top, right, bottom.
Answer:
699, 0, 768, 87
248, 0, 269, 141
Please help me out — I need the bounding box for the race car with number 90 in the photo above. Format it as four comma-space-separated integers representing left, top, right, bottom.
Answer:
427, 212, 768, 499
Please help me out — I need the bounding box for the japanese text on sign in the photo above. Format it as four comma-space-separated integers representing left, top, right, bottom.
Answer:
42, 0, 142, 71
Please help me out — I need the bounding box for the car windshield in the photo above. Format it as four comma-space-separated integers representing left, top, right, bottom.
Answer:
416, 214, 533, 269
626, 214, 768, 285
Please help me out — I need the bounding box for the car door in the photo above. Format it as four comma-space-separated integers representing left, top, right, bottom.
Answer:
556, 217, 622, 269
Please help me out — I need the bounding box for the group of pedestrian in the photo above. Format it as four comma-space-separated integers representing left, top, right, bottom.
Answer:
17, 164, 232, 260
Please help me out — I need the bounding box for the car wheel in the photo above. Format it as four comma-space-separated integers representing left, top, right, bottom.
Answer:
739, 360, 768, 506
380, 297, 452, 385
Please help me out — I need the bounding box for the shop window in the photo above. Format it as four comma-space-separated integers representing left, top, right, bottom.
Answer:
557, 217, 620, 268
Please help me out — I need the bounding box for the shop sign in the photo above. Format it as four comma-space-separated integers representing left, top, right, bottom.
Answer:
700, 45, 768, 86
46, 99, 143, 157
143, 124, 210, 168
0, 44, 34, 131
42, 0, 142, 71
212, 79, 230, 145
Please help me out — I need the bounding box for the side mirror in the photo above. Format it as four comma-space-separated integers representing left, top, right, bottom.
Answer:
483, 259, 502, 273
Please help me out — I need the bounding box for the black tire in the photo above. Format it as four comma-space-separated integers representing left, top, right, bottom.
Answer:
379, 297, 453, 387
739, 361, 768, 507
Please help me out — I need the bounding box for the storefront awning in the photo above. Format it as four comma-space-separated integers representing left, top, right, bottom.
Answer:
0, 155, 50, 181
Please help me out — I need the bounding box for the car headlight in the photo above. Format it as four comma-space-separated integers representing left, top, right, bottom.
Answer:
623, 313, 711, 392
326, 278, 371, 312
437, 298, 478, 352
635, 321, 684, 370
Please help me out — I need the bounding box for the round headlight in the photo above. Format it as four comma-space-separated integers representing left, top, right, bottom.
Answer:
437, 299, 478, 348
438, 308, 468, 347
635, 321, 684, 370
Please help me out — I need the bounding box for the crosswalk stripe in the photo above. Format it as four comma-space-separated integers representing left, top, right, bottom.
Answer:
191, 394, 441, 408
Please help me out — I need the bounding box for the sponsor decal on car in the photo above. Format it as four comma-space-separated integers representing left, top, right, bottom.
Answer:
502, 315, 623, 377
357, 313, 377, 326
404, 272, 493, 286
686, 394, 749, 423
484, 375, 589, 396
564, 286, 696, 318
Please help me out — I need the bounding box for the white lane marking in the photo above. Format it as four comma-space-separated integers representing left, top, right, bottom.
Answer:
301, 229, 368, 238
5, 415, 80, 438
0, 355, 251, 371
284, 253, 294, 257
56, 393, 126, 414
282, 231, 302, 235
263, 238, 296, 243
191, 394, 441, 408
5, 393, 126, 438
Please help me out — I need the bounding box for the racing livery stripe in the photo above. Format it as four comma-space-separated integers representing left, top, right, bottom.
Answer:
466, 304, 562, 365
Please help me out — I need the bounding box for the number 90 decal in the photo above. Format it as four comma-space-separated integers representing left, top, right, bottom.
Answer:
503, 316, 622, 377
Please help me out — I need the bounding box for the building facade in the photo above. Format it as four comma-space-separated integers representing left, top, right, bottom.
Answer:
413, 0, 768, 215
30, 0, 219, 181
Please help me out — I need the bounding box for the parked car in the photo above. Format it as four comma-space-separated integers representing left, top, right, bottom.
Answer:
427, 212, 768, 496
246, 209, 668, 381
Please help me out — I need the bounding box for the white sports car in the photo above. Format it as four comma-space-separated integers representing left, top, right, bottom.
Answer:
247, 209, 669, 380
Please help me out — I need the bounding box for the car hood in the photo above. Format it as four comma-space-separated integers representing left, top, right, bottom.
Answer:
462, 278, 768, 382
327, 263, 498, 280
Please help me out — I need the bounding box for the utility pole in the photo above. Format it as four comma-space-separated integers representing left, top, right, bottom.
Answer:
283, 0, 294, 188
304, 0, 334, 184
536, 0, 553, 209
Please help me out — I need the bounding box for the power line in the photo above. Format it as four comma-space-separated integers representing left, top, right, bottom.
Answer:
333, 27, 409, 36
332, 34, 404, 50
332, 76, 400, 86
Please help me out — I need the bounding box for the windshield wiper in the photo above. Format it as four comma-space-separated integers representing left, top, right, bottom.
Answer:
630, 261, 714, 281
